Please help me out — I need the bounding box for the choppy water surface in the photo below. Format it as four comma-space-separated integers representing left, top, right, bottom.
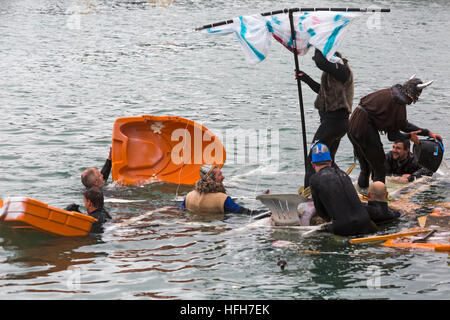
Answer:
0, 0, 449, 299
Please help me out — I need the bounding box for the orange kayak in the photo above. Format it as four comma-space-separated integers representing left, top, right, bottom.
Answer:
112, 115, 226, 186
0, 197, 97, 237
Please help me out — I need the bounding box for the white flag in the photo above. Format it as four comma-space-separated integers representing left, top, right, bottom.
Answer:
203, 11, 362, 64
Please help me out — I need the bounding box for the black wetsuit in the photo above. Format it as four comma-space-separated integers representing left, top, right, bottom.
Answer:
385, 151, 433, 182
302, 49, 352, 187
101, 158, 112, 184
89, 207, 112, 233
365, 201, 401, 225
310, 165, 377, 236
63, 205, 112, 234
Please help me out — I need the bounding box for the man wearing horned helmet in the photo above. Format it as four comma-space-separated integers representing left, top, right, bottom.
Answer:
347, 76, 442, 191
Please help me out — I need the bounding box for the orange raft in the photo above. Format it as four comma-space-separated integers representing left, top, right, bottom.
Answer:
383, 227, 450, 252
112, 115, 226, 186
0, 197, 97, 237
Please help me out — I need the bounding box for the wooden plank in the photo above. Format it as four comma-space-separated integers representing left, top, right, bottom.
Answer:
349, 229, 432, 244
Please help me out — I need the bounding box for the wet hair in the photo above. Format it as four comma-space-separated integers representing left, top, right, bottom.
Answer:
394, 139, 411, 151
83, 187, 104, 209
81, 168, 98, 188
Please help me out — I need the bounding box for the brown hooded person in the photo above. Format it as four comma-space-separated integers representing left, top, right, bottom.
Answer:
347, 76, 442, 190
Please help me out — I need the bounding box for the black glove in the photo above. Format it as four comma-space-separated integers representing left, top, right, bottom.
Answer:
295, 70, 309, 81
65, 203, 81, 213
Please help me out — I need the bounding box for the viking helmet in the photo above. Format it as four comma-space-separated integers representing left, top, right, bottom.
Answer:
401, 75, 433, 104
199, 164, 217, 181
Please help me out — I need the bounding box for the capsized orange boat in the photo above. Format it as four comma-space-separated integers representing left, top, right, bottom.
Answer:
112, 115, 226, 186
0, 197, 97, 237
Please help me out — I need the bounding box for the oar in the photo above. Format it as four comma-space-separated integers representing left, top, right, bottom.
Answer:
412, 229, 436, 243
195, 7, 390, 31
349, 229, 433, 244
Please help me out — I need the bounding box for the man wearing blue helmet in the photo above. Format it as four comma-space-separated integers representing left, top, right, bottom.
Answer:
309, 142, 377, 236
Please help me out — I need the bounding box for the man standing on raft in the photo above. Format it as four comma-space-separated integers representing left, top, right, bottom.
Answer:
347, 76, 442, 191
296, 48, 354, 188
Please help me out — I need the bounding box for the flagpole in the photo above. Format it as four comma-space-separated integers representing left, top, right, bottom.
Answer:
194, 7, 390, 31
288, 9, 308, 174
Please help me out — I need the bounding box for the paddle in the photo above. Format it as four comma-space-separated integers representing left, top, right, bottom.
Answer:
412, 229, 436, 243
349, 229, 433, 244
251, 211, 272, 220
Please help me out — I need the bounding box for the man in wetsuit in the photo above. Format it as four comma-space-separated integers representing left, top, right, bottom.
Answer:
296, 48, 354, 188
366, 181, 401, 225
309, 142, 377, 236
81, 147, 112, 188
180, 164, 269, 217
385, 140, 433, 183
83, 187, 112, 233
348, 77, 441, 190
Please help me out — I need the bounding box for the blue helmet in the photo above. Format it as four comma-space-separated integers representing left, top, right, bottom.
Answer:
311, 142, 332, 163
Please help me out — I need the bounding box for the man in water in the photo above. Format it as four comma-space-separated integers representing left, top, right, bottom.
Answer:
81, 147, 112, 188
83, 187, 112, 233
66, 187, 112, 233
385, 140, 433, 183
309, 142, 377, 236
180, 164, 269, 216
347, 76, 441, 191
296, 49, 354, 188
366, 181, 401, 225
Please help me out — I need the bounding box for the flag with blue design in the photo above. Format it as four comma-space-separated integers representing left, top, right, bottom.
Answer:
202, 11, 362, 64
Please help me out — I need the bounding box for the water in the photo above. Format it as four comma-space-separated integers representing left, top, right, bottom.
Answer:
0, 0, 449, 300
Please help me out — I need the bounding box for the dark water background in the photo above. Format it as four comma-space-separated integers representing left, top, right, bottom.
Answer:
0, 0, 448, 299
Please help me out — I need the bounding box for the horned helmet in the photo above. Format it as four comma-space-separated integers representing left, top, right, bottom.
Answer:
401, 75, 433, 104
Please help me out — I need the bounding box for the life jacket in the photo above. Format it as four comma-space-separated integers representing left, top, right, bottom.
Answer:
185, 190, 228, 214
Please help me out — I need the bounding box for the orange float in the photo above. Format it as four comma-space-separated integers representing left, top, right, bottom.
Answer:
111, 115, 226, 186
0, 197, 97, 237
383, 227, 450, 252
383, 238, 450, 252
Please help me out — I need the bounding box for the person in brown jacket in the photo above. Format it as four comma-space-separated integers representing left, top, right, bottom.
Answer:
347, 76, 441, 190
